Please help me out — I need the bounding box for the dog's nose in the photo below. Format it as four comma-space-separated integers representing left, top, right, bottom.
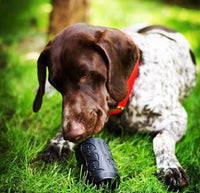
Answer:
63, 121, 85, 142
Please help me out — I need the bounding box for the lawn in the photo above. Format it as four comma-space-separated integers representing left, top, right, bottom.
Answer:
0, 0, 200, 192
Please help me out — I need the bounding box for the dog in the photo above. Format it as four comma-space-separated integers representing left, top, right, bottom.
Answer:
33, 23, 197, 190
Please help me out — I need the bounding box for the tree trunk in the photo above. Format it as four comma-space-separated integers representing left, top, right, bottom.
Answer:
48, 0, 90, 40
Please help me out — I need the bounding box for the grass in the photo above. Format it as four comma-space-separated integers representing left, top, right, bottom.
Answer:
0, 0, 200, 192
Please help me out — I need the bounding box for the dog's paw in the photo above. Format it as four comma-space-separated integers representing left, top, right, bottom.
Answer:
43, 139, 74, 163
158, 167, 190, 191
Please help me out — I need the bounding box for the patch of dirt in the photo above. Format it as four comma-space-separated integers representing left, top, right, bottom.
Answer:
17, 33, 47, 53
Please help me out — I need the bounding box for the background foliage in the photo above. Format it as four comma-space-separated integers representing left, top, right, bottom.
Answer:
0, 0, 199, 192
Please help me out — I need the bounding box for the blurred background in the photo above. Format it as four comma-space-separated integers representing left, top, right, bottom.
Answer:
0, 0, 199, 192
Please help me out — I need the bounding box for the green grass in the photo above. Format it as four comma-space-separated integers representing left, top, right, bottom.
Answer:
0, 0, 200, 192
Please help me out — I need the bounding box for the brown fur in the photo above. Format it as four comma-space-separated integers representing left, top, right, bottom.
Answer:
33, 23, 139, 142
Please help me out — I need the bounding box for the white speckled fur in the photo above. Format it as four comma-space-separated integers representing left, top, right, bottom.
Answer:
108, 25, 197, 187
43, 129, 75, 162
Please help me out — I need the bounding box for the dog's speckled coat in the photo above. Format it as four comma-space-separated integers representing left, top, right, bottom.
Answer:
108, 25, 197, 189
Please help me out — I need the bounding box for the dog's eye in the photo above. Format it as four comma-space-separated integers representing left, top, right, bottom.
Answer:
80, 73, 89, 83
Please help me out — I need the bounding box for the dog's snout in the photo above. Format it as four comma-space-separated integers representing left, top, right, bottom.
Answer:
63, 121, 85, 142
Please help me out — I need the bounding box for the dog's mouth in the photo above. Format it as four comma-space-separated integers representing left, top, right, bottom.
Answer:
62, 109, 107, 143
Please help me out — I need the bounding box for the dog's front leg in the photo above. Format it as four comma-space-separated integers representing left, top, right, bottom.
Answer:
152, 103, 190, 190
43, 129, 74, 163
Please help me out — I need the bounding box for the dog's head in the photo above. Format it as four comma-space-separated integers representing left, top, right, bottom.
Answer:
33, 23, 139, 142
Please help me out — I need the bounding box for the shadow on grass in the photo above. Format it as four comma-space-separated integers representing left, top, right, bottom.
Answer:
0, 50, 17, 131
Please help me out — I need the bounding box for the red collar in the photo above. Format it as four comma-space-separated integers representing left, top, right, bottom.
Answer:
109, 32, 140, 115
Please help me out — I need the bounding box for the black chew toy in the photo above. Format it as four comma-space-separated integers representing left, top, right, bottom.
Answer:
75, 138, 120, 190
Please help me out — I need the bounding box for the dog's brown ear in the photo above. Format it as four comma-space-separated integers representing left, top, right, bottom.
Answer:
33, 42, 51, 112
95, 29, 139, 102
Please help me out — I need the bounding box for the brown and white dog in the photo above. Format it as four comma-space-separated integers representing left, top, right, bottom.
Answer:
33, 23, 197, 190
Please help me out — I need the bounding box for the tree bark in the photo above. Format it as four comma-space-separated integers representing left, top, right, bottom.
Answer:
48, 0, 90, 40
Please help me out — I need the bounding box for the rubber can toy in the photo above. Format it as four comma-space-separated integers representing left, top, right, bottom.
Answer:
75, 138, 120, 190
